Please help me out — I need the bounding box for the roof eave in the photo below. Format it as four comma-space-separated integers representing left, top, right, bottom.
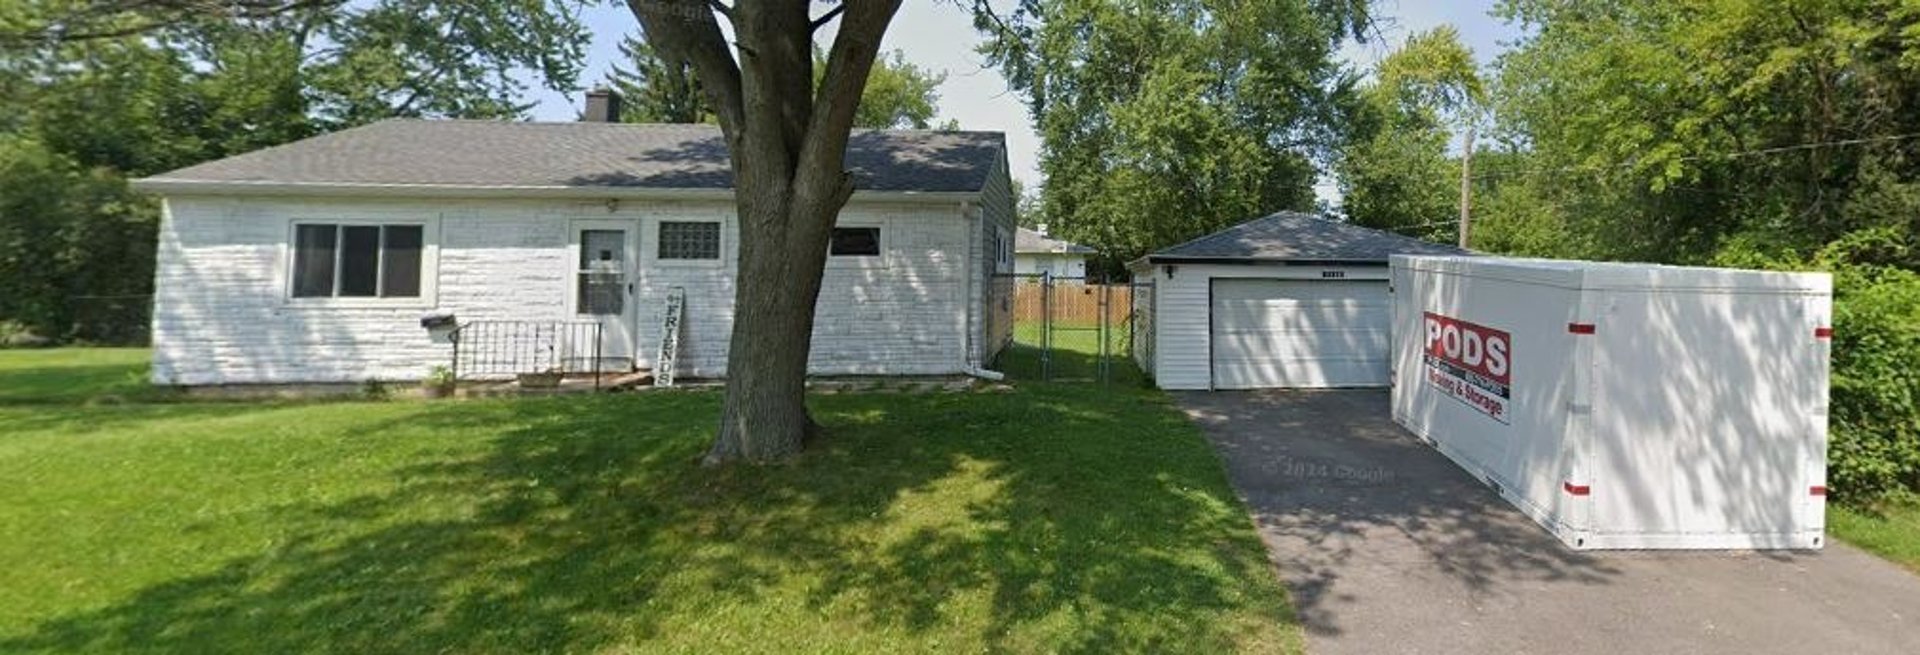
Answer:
129, 178, 983, 203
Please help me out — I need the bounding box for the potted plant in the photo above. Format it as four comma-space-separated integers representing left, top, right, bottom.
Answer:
422, 365, 456, 398
517, 368, 564, 389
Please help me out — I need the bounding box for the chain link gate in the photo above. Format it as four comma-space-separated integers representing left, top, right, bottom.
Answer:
994, 272, 1145, 383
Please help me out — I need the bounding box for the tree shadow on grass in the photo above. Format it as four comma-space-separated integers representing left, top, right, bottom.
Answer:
995, 343, 1146, 387
3, 387, 1289, 653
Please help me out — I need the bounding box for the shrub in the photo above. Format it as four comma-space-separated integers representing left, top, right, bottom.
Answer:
0, 137, 156, 345
1820, 237, 1920, 506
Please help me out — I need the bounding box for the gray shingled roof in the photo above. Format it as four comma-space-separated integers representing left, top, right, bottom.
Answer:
139, 119, 1006, 194
1145, 211, 1469, 263
1015, 227, 1094, 254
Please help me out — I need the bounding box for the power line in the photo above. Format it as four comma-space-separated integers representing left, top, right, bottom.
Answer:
1371, 134, 1920, 235
1386, 218, 1458, 232
1468, 131, 1920, 183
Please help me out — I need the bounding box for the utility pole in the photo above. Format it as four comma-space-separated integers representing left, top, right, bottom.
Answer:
1457, 125, 1475, 250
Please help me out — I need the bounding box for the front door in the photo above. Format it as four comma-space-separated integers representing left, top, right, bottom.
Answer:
571, 221, 639, 371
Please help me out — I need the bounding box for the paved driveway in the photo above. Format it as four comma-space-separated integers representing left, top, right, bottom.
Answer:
1177, 389, 1920, 655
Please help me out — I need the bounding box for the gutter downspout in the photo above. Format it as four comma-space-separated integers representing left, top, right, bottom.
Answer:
959, 200, 1005, 381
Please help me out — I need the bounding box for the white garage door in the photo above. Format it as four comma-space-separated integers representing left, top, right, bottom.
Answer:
1210, 278, 1391, 389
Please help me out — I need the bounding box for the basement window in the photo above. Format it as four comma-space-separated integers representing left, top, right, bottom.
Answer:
292, 223, 424, 298
829, 227, 882, 257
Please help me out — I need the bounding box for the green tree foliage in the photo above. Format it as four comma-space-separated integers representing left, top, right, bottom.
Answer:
1010, 178, 1043, 229
611, 38, 948, 130
1337, 27, 1483, 241
0, 1, 588, 343
833, 49, 948, 130
610, 36, 711, 123
979, 0, 1373, 262
0, 138, 153, 343
1476, 0, 1920, 504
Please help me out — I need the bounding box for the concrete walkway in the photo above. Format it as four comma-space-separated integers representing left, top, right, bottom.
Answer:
1176, 389, 1920, 655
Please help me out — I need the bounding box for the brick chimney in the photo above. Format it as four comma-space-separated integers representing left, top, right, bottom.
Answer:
582, 87, 622, 123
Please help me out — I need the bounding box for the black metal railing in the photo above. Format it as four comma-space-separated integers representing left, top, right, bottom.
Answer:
449, 320, 608, 388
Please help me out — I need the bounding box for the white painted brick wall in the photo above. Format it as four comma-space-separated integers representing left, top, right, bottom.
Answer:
152, 194, 983, 384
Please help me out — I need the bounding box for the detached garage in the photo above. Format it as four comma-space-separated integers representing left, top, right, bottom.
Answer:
1129, 212, 1465, 390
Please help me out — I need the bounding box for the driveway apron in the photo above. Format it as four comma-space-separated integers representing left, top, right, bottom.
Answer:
1177, 389, 1920, 655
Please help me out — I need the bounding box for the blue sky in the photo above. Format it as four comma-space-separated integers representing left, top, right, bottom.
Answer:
529, 1, 1526, 191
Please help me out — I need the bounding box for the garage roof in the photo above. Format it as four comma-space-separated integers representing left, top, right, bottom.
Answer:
134, 119, 1006, 195
1140, 211, 1469, 265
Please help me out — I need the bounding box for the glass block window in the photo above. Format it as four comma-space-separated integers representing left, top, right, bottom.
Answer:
829, 226, 881, 257
291, 223, 424, 298
658, 221, 721, 260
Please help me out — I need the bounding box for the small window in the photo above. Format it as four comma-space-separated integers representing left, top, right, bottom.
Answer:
830, 227, 881, 257
292, 223, 425, 299
658, 221, 720, 260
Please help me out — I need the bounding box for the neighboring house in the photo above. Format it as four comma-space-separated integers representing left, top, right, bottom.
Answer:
1014, 225, 1093, 278
131, 101, 1016, 385
1129, 211, 1467, 390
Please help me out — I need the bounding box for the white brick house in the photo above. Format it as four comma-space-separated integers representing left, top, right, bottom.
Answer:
131, 118, 1016, 385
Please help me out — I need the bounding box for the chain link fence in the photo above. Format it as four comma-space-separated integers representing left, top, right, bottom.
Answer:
992, 273, 1147, 384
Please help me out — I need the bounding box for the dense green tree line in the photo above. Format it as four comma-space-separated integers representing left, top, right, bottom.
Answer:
1331, 1, 1920, 505
0, 1, 589, 343
979, 0, 1373, 269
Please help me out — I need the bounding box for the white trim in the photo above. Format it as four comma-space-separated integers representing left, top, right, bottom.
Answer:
567, 218, 642, 361
280, 215, 440, 309
566, 219, 641, 316
133, 178, 982, 204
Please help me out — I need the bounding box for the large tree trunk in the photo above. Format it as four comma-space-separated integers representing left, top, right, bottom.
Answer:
705, 182, 846, 463
630, 0, 902, 464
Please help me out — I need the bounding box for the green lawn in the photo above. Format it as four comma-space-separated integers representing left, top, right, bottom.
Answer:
0, 349, 1297, 653
1831, 504, 1920, 571
999, 321, 1143, 385
0, 347, 166, 404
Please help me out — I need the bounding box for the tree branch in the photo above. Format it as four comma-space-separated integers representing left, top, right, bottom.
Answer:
796, 0, 904, 192
627, 0, 746, 133
809, 3, 846, 32
0, 0, 348, 46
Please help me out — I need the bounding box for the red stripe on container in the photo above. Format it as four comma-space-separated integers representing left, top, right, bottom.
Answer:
1567, 323, 1596, 335
1810, 485, 1827, 496
1815, 327, 1833, 339
1563, 481, 1591, 496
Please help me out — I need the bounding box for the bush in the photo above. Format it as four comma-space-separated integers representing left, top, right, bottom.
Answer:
1821, 240, 1920, 506
0, 137, 156, 345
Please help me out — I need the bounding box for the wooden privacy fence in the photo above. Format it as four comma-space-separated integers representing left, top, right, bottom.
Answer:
1013, 279, 1133, 324
995, 273, 1148, 383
